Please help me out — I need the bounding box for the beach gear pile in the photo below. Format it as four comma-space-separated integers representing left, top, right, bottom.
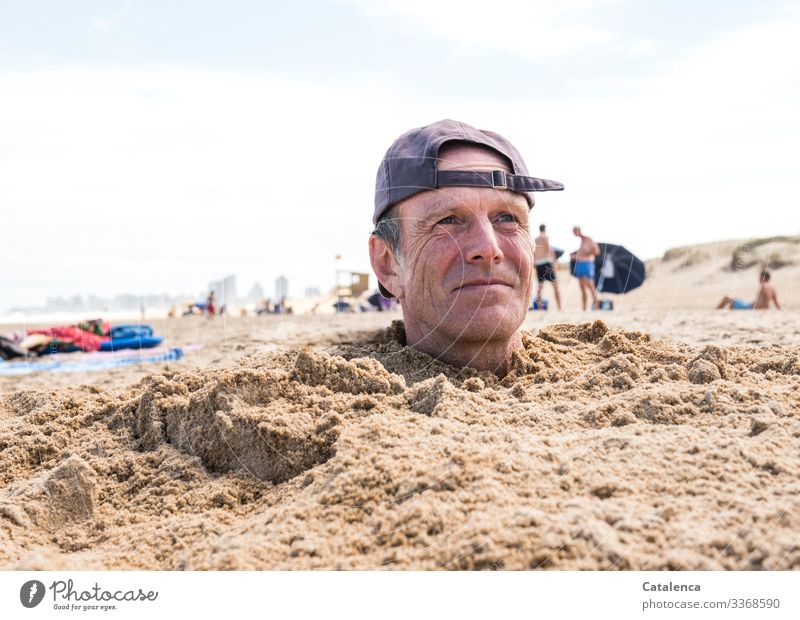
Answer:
0, 320, 164, 359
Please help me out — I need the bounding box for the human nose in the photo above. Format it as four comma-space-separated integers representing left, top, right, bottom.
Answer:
462, 217, 503, 264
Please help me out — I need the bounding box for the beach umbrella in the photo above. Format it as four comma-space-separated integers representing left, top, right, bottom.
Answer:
569, 243, 645, 294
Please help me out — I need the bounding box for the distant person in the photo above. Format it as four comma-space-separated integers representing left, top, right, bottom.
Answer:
367, 290, 383, 311
717, 270, 781, 310
367, 289, 396, 312
206, 290, 216, 318
572, 226, 600, 311
533, 224, 561, 310
274, 297, 292, 314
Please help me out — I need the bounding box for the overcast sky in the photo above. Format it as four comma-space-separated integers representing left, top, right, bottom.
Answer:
2, 0, 799, 309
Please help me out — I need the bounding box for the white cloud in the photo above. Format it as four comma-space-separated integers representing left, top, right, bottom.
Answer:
88, 4, 129, 35
89, 17, 120, 33
345, 0, 623, 57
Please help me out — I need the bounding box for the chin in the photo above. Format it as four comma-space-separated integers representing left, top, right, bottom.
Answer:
448, 304, 525, 342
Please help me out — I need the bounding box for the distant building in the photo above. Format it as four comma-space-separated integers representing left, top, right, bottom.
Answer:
20, 291, 189, 316
208, 275, 238, 307
88, 295, 107, 310
275, 276, 289, 301
248, 282, 265, 302
304, 287, 321, 298
46, 295, 85, 311
112, 294, 140, 310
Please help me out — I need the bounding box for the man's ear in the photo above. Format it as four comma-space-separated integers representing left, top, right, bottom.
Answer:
369, 236, 405, 299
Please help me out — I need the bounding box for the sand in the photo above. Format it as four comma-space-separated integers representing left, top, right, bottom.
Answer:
1, 245, 799, 570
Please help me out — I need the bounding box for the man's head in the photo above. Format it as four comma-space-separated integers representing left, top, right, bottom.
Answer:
761, 270, 771, 282
573, 226, 581, 237
539, 224, 546, 233
369, 119, 563, 371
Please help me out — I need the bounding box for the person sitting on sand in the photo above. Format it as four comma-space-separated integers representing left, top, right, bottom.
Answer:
572, 226, 600, 311
717, 270, 781, 310
533, 224, 561, 310
369, 119, 563, 375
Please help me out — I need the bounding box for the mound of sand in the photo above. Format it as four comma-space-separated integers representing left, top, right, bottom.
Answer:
609, 236, 800, 315
660, 236, 800, 272
1, 320, 798, 570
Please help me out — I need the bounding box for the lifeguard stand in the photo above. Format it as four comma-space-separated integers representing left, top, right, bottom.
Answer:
335, 271, 370, 310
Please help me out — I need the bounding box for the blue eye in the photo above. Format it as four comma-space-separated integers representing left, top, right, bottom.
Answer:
437, 215, 457, 225
497, 213, 518, 223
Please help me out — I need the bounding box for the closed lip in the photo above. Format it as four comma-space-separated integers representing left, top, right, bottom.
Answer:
454, 279, 514, 291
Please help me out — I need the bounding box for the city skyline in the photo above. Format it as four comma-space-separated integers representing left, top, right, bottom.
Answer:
2, 273, 336, 316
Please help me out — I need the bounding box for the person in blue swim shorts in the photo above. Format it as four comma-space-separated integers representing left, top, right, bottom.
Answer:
533, 224, 562, 311
717, 270, 782, 310
572, 226, 601, 310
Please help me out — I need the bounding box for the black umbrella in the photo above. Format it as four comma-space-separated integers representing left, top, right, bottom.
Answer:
569, 243, 645, 294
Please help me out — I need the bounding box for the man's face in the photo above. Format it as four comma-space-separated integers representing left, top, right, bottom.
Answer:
391, 144, 534, 346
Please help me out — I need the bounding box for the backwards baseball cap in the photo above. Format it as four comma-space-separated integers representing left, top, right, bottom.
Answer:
373, 119, 564, 297
374, 119, 563, 226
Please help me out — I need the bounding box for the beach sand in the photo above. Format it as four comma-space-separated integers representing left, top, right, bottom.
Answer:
1, 242, 799, 570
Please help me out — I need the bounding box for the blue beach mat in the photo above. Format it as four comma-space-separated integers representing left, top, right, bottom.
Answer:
0, 347, 186, 376
98, 336, 164, 352
99, 324, 164, 352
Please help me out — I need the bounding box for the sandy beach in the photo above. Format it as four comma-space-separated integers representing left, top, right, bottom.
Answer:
1, 242, 799, 570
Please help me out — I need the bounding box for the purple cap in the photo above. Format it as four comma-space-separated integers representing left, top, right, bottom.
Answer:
373, 119, 563, 226
373, 119, 564, 298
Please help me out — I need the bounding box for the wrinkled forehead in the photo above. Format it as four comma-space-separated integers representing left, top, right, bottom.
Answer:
399, 185, 530, 222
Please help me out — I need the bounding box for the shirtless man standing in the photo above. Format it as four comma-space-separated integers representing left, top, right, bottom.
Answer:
533, 224, 561, 310
717, 270, 781, 310
572, 226, 600, 311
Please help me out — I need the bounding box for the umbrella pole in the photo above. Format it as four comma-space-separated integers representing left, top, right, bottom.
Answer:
596, 249, 607, 294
